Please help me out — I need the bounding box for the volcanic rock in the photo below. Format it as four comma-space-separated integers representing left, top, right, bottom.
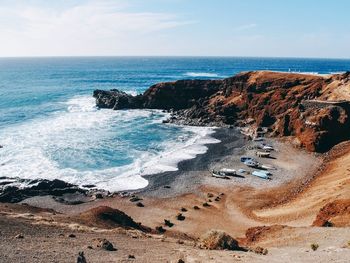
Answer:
77, 206, 150, 231
95, 238, 116, 251
0, 179, 86, 203
93, 89, 142, 109
312, 199, 350, 227
94, 71, 350, 152
199, 230, 240, 250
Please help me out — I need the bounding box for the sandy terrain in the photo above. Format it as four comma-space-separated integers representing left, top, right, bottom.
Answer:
1, 131, 350, 262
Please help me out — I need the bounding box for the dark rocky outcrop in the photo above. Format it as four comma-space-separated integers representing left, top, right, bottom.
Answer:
77, 206, 151, 232
93, 89, 143, 110
0, 179, 86, 203
94, 71, 350, 152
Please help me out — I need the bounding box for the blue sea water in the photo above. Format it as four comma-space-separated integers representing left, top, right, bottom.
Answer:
0, 57, 349, 191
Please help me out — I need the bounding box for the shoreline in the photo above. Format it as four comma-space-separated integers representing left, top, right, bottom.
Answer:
140, 127, 246, 197
0, 126, 245, 203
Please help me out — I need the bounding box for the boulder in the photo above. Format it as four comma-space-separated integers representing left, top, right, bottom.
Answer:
199, 230, 240, 250
78, 206, 148, 231
77, 252, 87, 263
95, 238, 116, 251
93, 89, 142, 109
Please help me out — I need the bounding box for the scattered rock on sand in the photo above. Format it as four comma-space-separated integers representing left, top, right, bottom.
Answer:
177, 240, 184, 244
15, 234, 24, 239
193, 206, 200, 210
136, 202, 144, 207
128, 254, 135, 259
181, 207, 187, 212
251, 246, 268, 255
164, 219, 174, 227
77, 251, 87, 263
95, 238, 117, 251
156, 226, 166, 233
199, 230, 240, 250
203, 202, 210, 207
207, 193, 214, 198
94, 193, 104, 199
176, 213, 185, 221
129, 196, 142, 202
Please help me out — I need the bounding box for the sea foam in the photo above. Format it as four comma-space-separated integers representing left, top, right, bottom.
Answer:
0, 96, 220, 192
184, 72, 221, 78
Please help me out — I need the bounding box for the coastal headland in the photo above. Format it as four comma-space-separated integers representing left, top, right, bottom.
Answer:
1, 71, 350, 262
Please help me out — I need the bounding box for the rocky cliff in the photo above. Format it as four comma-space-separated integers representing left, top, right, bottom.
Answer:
93, 71, 350, 152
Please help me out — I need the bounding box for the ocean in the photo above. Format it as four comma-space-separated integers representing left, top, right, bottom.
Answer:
1, 57, 350, 191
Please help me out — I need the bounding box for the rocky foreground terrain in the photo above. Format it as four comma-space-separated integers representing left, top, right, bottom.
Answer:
94, 71, 350, 152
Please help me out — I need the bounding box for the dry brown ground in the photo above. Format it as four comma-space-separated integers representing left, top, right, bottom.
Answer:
1, 141, 350, 262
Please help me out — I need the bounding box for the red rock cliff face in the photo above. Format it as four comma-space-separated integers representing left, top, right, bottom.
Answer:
94, 71, 350, 152
207, 71, 350, 152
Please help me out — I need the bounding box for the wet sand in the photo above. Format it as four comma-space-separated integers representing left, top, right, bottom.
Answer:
141, 127, 246, 198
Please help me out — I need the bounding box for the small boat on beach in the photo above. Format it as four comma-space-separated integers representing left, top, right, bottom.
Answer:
211, 170, 230, 179
255, 151, 271, 158
244, 160, 260, 168
240, 156, 257, 163
262, 145, 274, 151
252, 170, 272, 180
219, 168, 237, 176
261, 164, 276, 170
211, 168, 240, 178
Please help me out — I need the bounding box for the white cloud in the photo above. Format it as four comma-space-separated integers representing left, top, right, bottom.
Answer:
0, 0, 194, 56
233, 23, 257, 31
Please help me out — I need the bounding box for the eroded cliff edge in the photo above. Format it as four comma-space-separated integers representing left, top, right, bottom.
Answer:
93, 71, 350, 152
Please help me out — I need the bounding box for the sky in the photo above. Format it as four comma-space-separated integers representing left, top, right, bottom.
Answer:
0, 0, 349, 58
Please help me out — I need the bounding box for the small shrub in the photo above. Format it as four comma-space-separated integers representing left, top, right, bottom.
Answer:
311, 243, 319, 251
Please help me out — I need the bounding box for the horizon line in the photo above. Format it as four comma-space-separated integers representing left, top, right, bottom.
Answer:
0, 55, 350, 60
